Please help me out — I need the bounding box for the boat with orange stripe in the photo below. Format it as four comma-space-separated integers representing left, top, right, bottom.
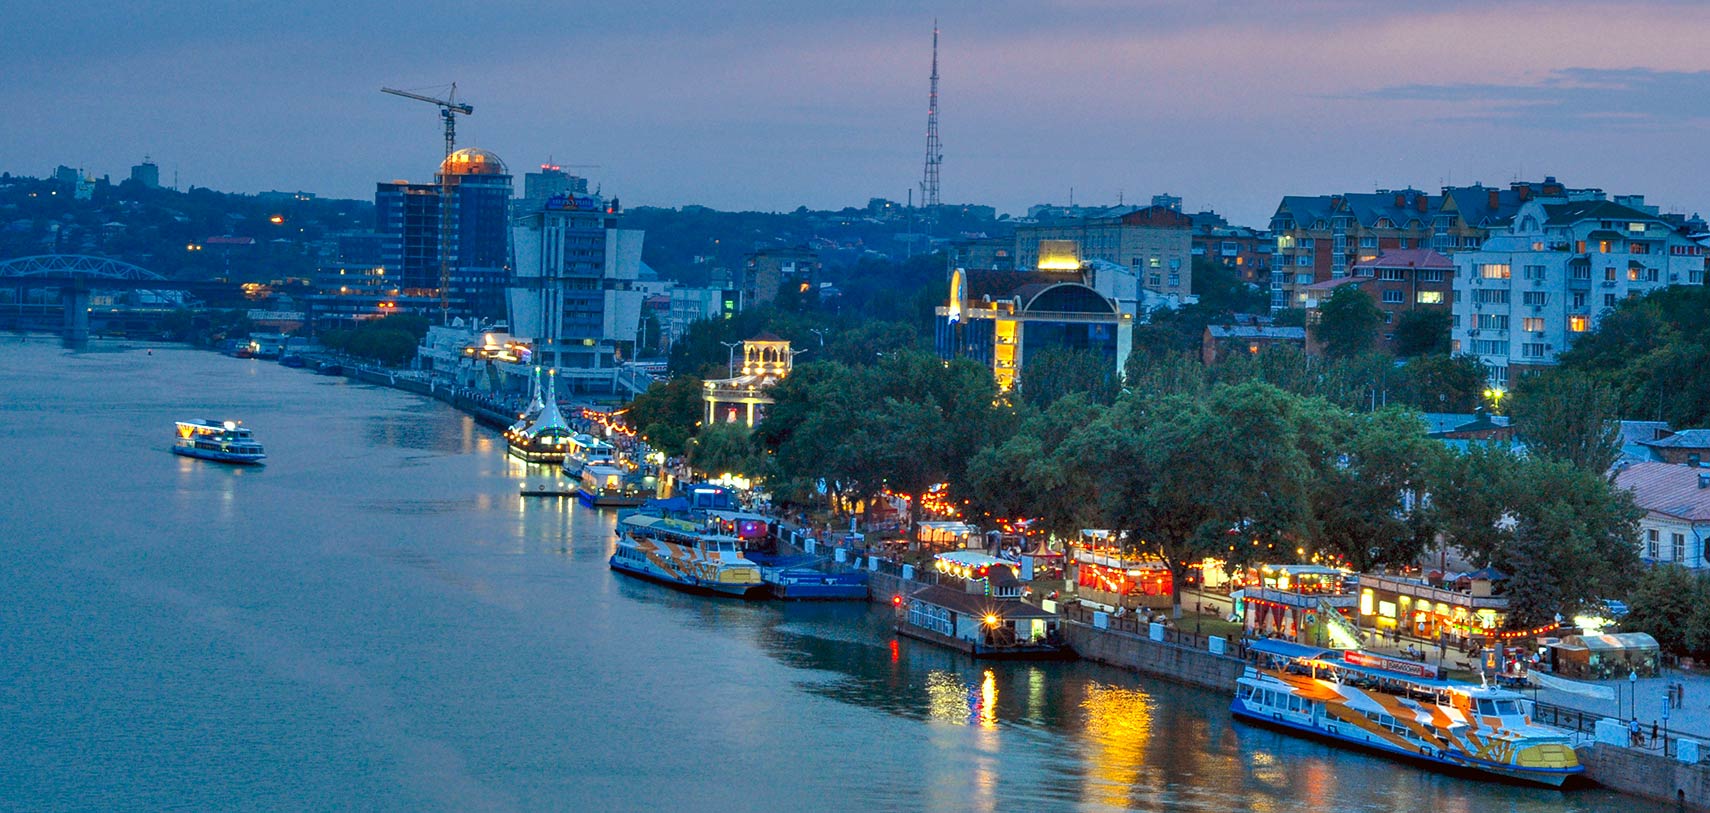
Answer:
1233, 639, 1584, 787
608, 513, 764, 598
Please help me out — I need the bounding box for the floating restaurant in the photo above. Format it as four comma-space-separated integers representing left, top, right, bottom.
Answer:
896, 552, 1071, 659
1357, 572, 1509, 644
1071, 532, 1173, 611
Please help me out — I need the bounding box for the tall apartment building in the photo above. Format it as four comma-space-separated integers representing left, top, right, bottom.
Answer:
1013, 205, 1194, 299
1451, 197, 1707, 386
519, 163, 590, 212
509, 191, 645, 372
741, 247, 821, 307
375, 147, 513, 320
1268, 178, 1590, 312
1189, 210, 1271, 286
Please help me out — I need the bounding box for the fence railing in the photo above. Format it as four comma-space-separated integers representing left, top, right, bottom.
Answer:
1057, 602, 1247, 659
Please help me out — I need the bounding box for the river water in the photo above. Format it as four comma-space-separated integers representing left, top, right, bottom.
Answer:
0, 340, 1659, 812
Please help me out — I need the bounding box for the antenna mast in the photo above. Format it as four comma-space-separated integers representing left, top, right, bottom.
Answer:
919, 21, 942, 242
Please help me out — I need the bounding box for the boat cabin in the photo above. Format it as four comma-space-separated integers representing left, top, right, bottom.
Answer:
899, 584, 1068, 659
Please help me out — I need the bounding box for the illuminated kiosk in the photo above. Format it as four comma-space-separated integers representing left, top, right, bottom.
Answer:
1236, 564, 1360, 647
703, 333, 792, 427
935, 264, 1132, 393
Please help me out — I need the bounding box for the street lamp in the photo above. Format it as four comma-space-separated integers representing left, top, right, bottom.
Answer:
1629, 669, 1638, 722
719, 340, 741, 378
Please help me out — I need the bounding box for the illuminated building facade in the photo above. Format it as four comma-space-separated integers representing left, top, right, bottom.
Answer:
375, 147, 513, 320
740, 247, 821, 307
935, 268, 1132, 392
703, 333, 793, 427
1356, 573, 1508, 643
509, 191, 644, 374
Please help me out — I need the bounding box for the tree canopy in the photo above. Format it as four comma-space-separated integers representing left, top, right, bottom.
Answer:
1312, 286, 1383, 358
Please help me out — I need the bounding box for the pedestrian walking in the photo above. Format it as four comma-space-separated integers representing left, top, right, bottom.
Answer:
1630, 717, 1643, 747
1652, 721, 1660, 747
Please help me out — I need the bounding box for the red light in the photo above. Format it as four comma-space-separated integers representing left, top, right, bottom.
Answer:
892, 595, 903, 606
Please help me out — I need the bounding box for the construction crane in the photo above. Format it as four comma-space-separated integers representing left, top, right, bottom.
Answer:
381, 84, 473, 158
381, 83, 474, 322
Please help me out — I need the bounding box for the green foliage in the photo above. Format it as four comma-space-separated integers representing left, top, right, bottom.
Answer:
754, 350, 1008, 514
1271, 308, 1306, 327
1392, 354, 1487, 413
689, 422, 761, 478
1016, 345, 1119, 409
1308, 407, 1445, 572
1312, 286, 1383, 358
319, 314, 426, 366
1624, 566, 1699, 655
626, 375, 705, 457
1509, 369, 1621, 473
1555, 285, 1710, 425
822, 320, 922, 366
1391, 309, 1452, 357
964, 394, 1106, 540
1190, 257, 1268, 314
1431, 444, 1641, 628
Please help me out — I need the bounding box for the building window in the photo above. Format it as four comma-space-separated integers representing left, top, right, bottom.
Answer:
1297, 255, 1312, 267
1522, 317, 1544, 332
1168, 273, 1180, 287
1523, 264, 1546, 280
1523, 291, 1549, 306
1630, 222, 1647, 233
1380, 268, 1406, 281
1490, 365, 1508, 384
1149, 257, 1161, 268
1360, 236, 1378, 249
1599, 240, 1612, 254
1475, 314, 1509, 330
1605, 267, 1618, 281
1382, 290, 1404, 304
1674, 532, 1687, 562
1299, 238, 1315, 249
1417, 269, 1445, 283
1150, 274, 1162, 287
1572, 292, 1587, 309
1473, 289, 1510, 305
1480, 263, 1511, 279
1630, 242, 1650, 255
1648, 529, 1660, 559
1628, 266, 1641, 282
1417, 291, 1443, 304
1605, 293, 1618, 308
1169, 258, 1182, 270
1472, 339, 1510, 355
1522, 342, 1548, 358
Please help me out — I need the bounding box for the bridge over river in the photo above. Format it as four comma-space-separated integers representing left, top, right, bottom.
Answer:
0, 255, 244, 345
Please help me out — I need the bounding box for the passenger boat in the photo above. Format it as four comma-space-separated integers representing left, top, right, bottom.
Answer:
577, 464, 652, 507
506, 376, 573, 463
608, 513, 765, 597
748, 553, 869, 600
172, 419, 267, 464
1233, 639, 1583, 787
560, 433, 617, 477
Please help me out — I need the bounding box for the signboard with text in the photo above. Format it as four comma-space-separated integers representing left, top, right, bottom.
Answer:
1344, 650, 1441, 679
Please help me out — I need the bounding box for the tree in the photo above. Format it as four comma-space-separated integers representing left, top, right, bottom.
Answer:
1065, 382, 1317, 616
1429, 443, 1520, 568
689, 422, 760, 478
1394, 354, 1487, 413
1016, 346, 1119, 408
1392, 309, 1452, 357
1499, 457, 1643, 627
1510, 369, 1621, 473
626, 375, 704, 457
1190, 257, 1267, 314
1312, 286, 1383, 358
965, 394, 1108, 541
1308, 407, 1445, 572
1624, 566, 1698, 655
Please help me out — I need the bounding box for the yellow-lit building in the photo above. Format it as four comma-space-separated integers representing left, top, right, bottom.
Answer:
935, 267, 1132, 392
703, 333, 793, 427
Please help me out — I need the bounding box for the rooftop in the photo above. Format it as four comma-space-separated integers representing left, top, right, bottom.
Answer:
1616, 462, 1710, 521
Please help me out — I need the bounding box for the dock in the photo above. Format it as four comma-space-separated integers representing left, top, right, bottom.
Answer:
520, 482, 579, 497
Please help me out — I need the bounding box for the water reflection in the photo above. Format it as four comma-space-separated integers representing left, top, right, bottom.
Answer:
1080, 682, 1152, 808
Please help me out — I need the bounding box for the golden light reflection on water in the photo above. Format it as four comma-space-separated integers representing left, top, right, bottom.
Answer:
925, 670, 973, 723
1079, 682, 1153, 809
978, 670, 998, 729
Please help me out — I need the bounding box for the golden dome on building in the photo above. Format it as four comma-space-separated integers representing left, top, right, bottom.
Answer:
438, 148, 508, 176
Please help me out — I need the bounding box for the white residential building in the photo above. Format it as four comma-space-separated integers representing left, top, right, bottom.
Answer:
1617, 462, 1710, 570
1451, 198, 1706, 386
509, 194, 645, 378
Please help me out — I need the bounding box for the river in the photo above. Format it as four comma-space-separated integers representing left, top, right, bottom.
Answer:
0, 340, 1658, 812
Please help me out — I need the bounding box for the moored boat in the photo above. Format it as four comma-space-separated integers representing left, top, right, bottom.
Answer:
506, 371, 573, 463
577, 465, 651, 507
894, 552, 1073, 659
748, 553, 869, 600
1233, 639, 1584, 787
560, 433, 617, 477
608, 513, 765, 597
172, 419, 267, 464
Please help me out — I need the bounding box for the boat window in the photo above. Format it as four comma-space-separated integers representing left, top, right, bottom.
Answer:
1476, 699, 1497, 716
1238, 685, 1254, 700
1288, 695, 1302, 712
1494, 700, 1520, 716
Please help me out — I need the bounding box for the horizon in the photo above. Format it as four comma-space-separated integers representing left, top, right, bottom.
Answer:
12, 1, 1710, 226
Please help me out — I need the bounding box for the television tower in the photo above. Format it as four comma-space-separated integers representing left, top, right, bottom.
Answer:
919, 21, 942, 238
